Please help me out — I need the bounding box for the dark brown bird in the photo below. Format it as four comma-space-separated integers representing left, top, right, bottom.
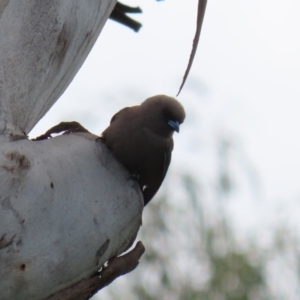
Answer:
101, 95, 185, 206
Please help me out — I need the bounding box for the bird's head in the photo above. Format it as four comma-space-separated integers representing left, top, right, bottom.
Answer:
140, 95, 185, 138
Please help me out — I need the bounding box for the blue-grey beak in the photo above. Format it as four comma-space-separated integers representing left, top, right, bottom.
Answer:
167, 120, 180, 133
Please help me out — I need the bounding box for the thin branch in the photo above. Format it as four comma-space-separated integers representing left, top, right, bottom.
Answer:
110, 2, 143, 32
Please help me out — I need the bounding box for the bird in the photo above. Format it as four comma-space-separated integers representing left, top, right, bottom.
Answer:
101, 95, 185, 206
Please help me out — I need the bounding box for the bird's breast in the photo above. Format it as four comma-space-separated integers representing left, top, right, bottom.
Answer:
104, 126, 171, 182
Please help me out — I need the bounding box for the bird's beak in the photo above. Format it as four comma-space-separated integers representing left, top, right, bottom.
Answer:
167, 120, 180, 133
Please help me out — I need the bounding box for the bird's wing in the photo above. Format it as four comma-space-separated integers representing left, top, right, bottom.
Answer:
143, 146, 172, 206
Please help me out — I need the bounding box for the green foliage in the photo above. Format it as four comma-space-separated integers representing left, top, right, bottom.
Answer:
199, 227, 267, 300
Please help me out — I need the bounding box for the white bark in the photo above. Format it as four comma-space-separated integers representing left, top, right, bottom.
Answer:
0, 0, 117, 138
0, 133, 143, 300
0, 1, 144, 299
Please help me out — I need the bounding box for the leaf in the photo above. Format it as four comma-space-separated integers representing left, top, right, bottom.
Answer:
177, 0, 207, 96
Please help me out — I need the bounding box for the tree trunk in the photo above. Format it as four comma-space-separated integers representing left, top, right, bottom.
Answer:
0, 1, 144, 299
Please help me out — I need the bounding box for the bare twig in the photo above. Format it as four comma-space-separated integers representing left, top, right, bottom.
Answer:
110, 2, 143, 32
32, 121, 90, 140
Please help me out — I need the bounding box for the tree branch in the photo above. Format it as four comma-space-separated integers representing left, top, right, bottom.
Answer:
46, 242, 145, 300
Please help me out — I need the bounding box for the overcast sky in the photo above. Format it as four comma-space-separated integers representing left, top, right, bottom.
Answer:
30, 0, 300, 234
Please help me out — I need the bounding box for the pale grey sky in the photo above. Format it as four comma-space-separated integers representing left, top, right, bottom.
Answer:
30, 0, 300, 234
